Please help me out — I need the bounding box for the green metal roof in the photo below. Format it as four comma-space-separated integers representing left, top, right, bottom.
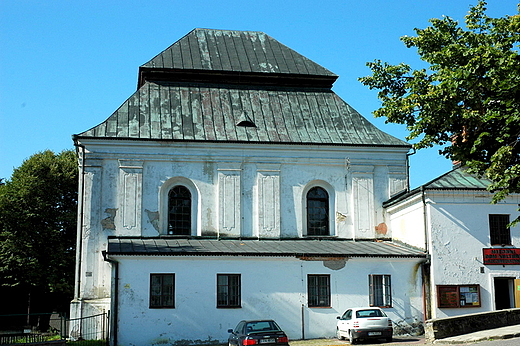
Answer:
75, 28, 409, 147
383, 166, 492, 207
76, 81, 409, 147
425, 166, 491, 190
138, 28, 337, 88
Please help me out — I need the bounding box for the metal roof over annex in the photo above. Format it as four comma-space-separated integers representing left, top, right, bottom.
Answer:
106, 237, 426, 259
75, 28, 409, 148
383, 165, 493, 208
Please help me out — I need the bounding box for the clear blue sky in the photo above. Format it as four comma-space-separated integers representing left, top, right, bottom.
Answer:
1, 0, 518, 188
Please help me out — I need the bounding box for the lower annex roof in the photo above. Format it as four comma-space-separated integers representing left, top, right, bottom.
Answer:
106, 238, 426, 259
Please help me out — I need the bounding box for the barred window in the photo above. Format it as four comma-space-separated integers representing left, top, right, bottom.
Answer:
168, 186, 191, 235
150, 274, 175, 308
307, 187, 329, 236
369, 274, 391, 307
217, 274, 241, 308
308, 274, 331, 307
489, 214, 511, 245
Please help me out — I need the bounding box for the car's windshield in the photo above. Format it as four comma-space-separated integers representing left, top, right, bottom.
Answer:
356, 309, 386, 318
245, 321, 281, 333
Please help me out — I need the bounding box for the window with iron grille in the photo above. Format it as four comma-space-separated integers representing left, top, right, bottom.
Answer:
168, 186, 191, 235
217, 274, 241, 308
307, 187, 329, 236
308, 274, 331, 307
489, 214, 511, 245
369, 274, 392, 307
150, 274, 175, 308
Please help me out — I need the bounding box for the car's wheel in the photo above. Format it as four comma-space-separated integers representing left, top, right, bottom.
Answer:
385, 337, 392, 342
336, 328, 343, 340
348, 330, 356, 344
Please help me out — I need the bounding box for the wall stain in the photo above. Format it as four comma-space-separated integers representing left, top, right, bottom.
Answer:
324, 258, 347, 270
375, 222, 388, 235
146, 209, 160, 232
101, 208, 117, 230
336, 212, 347, 222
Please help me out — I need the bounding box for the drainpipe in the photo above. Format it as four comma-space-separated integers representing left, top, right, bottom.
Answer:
73, 138, 86, 300
421, 186, 432, 320
406, 148, 416, 192
103, 251, 119, 346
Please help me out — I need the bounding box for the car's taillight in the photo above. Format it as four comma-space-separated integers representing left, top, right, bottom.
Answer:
242, 338, 257, 345
388, 320, 393, 327
277, 336, 288, 343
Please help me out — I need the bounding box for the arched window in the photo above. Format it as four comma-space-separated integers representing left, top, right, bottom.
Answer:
168, 186, 191, 235
307, 186, 329, 236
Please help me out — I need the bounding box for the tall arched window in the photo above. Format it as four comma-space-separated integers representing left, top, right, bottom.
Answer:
307, 186, 329, 236
168, 186, 191, 235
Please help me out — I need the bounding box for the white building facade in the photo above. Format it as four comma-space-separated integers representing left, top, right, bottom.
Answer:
70, 29, 427, 345
384, 166, 520, 320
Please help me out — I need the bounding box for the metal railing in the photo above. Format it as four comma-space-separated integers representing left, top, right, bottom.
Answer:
68, 313, 109, 344
0, 312, 108, 345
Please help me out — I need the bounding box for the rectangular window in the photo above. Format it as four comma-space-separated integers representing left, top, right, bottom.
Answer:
217, 274, 241, 308
437, 285, 481, 308
369, 274, 392, 307
150, 274, 175, 308
489, 214, 511, 245
308, 274, 331, 307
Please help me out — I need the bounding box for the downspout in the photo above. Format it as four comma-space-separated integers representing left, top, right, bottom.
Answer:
73, 138, 86, 299
406, 148, 416, 192
102, 251, 119, 346
421, 186, 432, 320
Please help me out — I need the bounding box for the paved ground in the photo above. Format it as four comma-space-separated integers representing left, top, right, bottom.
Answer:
288, 323, 520, 345
289, 336, 425, 346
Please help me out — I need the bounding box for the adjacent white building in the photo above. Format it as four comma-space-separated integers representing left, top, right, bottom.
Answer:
385, 166, 520, 319
70, 29, 427, 345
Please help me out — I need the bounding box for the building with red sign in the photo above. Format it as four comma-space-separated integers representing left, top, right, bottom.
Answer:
384, 165, 520, 319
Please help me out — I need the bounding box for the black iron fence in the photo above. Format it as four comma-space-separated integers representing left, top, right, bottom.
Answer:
68, 313, 108, 344
0, 312, 108, 345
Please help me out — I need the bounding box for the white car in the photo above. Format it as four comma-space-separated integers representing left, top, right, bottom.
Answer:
336, 307, 393, 344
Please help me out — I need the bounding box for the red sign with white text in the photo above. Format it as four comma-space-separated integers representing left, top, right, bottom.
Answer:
483, 248, 520, 265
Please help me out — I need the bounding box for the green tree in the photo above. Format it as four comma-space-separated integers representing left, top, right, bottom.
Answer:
0, 149, 78, 313
360, 1, 520, 221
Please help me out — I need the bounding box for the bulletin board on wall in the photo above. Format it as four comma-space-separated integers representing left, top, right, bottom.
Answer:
437, 285, 481, 308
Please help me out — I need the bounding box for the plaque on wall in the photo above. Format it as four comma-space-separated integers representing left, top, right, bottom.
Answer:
483, 248, 520, 265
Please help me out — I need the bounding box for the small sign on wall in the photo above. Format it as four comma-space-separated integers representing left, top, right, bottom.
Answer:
483, 248, 520, 265
437, 285, 481, 308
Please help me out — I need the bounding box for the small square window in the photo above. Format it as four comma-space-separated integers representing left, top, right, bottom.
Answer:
308, 274, 331, 307
150, 274, 175, 308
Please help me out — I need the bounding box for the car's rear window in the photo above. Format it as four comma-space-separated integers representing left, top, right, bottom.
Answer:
245, 321, 281, 333
356, 309, 385, 318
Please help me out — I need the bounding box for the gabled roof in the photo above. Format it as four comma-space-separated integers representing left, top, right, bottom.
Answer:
384, 165, 492, 207
76, 82, 409, 147
138, 28, 337, 88
106, 237, 426, 258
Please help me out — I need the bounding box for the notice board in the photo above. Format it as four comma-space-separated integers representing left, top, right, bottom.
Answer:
437, 285, 481, 308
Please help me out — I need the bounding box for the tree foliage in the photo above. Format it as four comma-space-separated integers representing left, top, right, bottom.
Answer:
0, 149, 78, 308
360, 1, 520, 216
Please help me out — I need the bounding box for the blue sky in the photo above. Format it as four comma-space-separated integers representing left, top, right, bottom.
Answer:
1, 0, 518, 188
